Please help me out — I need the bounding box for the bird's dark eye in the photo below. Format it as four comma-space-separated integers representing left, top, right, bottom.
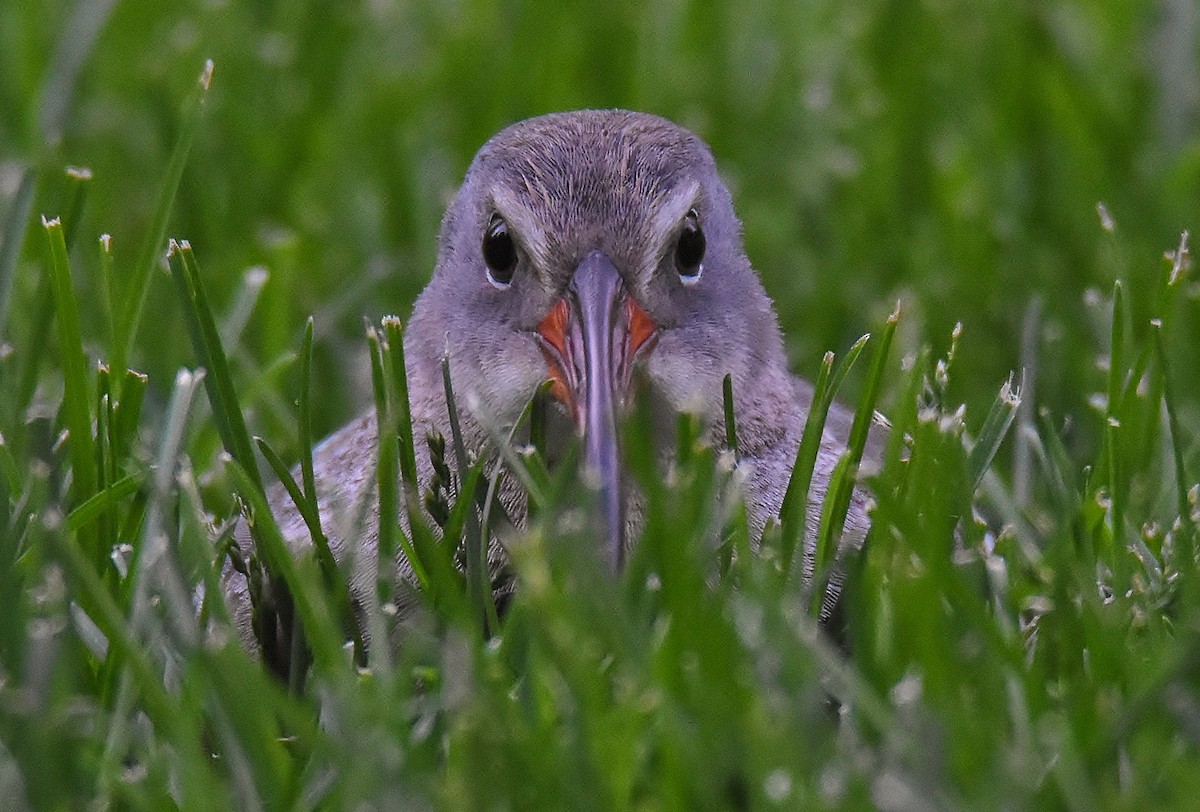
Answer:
675, 209, 705, 284
482, 215, 517, 287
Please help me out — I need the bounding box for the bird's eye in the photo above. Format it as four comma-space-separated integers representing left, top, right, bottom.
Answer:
675, 209, 705, 285
482, 215, 517, 288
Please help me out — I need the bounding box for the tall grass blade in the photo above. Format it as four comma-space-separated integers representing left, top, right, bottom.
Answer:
442, 351, 471, 482
218, 266, 269, 350
166, 239, 262, 491
94, 365, 116, 549
780, 334, 868, 582
367, 325, 403, 624
1014, 298, 1042, 506
41, 216, 101, 558
778, 350, 834, 577
382, 317, 421, 513
42, 512, 180, 735
811, 308, 897, 616
13, 168, 88, 422
135, 367, 205, 638
36, 0, 119, 143
473, 385, 552, 511
60, 166, 92, 248
114, 60, 213, 385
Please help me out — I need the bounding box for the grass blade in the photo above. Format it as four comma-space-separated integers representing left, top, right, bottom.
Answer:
167, 238, 262, 491
967, 373, 1022, 492
722, 372, 738, 461
111, 368, 148, 462
779, 333, 869, 581
777, 350, 834, 576
114, 60, 213, 385
382, 316, 421, 514
253, 438, 333, 580
297, 317, 318, 508
811, 307, 897, 616
367, 325, 402, 605
65, 472, 143, 533
42, 216, 101, 561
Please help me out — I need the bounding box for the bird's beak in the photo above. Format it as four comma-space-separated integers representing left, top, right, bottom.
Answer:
536, 250, 658, 569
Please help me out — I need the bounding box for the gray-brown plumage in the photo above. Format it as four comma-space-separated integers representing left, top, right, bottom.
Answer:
223, 110, 877, 657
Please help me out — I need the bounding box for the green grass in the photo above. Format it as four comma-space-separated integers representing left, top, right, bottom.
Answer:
3, 0, 1200, 809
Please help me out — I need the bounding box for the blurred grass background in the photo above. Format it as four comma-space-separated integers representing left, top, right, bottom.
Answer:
5, 0, 1197, 451
3, 0, 1200, 809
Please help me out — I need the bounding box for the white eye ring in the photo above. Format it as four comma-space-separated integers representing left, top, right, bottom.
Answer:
486, 268, 513, 290
679, 265, 703, 286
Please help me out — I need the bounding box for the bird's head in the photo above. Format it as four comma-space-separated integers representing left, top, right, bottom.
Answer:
406, 110, 791, 567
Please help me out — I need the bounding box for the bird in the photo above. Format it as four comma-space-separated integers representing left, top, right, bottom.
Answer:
222, 109, 878, 664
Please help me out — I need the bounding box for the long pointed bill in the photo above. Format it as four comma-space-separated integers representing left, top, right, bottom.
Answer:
536, 250, 658, 570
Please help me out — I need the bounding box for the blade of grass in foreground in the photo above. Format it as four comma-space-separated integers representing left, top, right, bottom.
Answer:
365, 323, 401, 672
778, 334, 869, 583
65, 473, 143, 533
167, 237, 326, 681
113, 60, 213, 388
476, 466, 505, 636
47, 505, 226, 810
42, 216, 102, 561
14, 171, 96, 440
382, 317, 420, 514
167, 239, 262, 491
811, 307, 897, 617
967, 373, 1022, 493
367, 325, 403, 583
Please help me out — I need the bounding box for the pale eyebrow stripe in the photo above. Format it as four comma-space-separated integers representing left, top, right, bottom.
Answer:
645, 180, 701, 263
